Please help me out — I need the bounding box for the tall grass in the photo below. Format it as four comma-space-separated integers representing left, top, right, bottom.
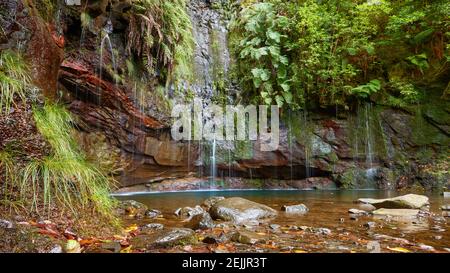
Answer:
20, 103, 118, 217
0, 50, 31, 114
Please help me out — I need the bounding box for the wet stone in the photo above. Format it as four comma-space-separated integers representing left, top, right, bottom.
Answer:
209, 197, 277, 223
131, 228, 197, 249
202, 196, 225, 210
145, 209, 162, 218
281, 204, 309, 213
186, 212, 215, 230
364, 222, 376, 229
101, 241, 122, 253
314, 228, 331, 235
141, 223, 164, 232
118, 200, 148, 216
269, 224, 280, 230
348, 208, 368, 215
175, 205, 205, 218
441, 205, 450, 211
231, 231, 266, 245
358, 194, 429, 209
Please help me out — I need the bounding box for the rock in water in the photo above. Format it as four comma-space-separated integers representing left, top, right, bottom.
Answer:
174, 205, 205, 218
145, 209, 162, 218
186, 213, 215, 230
231, 231, 266, 245
131, 228, 196, 249
141, 223, 164, 232
281, 204, 309, 213
358, 194, 429, 209
117, 200, 148, 216
202, 196, 225, 210
372, 208, 420, 217
441, 205, 450, 211
348, 208, 369, 215
209, 197, 277, 223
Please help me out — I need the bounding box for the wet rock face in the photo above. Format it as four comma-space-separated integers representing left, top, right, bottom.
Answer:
209, 197, 277, 223
0, 0, 64, 98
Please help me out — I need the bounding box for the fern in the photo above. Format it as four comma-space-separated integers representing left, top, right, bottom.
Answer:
126, 0, 194, 84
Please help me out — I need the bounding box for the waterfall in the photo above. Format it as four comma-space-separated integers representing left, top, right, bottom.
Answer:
186, 1, 234, 189
210, 138, 216, 187
303, 110, 312, 178
99, 32, 117, 85
365, 103, 374, 169
288, 110, 293, 181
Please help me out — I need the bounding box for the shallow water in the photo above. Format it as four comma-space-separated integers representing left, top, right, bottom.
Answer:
115, 190, 449, 252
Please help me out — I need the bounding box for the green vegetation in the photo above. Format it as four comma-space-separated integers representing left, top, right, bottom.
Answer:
22, 104, 117, 217
230, 0, 450, 110
126, 0, 195, 85
0, 50, 32, 114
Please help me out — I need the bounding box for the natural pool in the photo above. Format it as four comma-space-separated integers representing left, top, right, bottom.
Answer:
114, 190, 449, 253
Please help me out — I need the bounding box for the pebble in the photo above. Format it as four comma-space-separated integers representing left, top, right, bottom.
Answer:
269, 224, 280, 230
364, 222, 376, 229
48, 245, 63, 253
145, 209, 162, 218
441, 205, 450, 211
418, 244, 435, 251
348, 208, 368, 215
315, 228, 331, 235
141, 223, 164, 231
0, 219, 14, 229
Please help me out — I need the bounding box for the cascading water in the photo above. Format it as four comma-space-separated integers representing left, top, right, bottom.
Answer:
365, 103, 374, 169
210, 138, 216, 187
303, 110, 312, 178
186, 0, 234, 188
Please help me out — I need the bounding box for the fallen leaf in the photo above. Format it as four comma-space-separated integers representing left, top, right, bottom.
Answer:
120, 246, 133, 253
293, 249, 307, 253
387, 246, 411, 253
124, 224, 138, 233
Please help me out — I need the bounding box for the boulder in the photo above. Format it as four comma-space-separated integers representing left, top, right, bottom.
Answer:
358, 194, 429, 209
201, 196, 225, 210
372, 208, 420, 217
209, 197, 277, 223
185, 213, 215, 230
281, 204, 309, 213
131, 228, 196, 249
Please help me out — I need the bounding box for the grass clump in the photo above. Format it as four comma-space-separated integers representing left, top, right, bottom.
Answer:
20, 103, 118, 217
0, 50, 31, 114
0, 103, 118, 221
